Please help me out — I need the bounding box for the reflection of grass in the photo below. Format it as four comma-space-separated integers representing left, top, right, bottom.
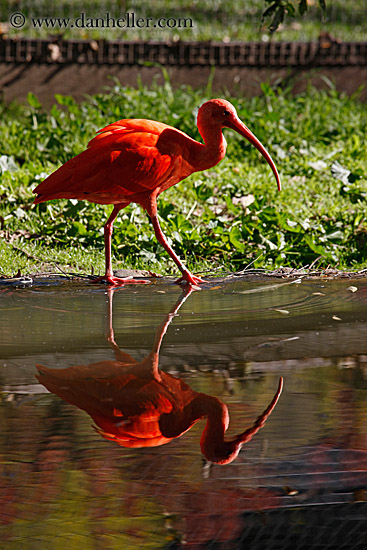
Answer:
1, 0, 367, 42
0, 451, 174, 549
1, 79, 367, 278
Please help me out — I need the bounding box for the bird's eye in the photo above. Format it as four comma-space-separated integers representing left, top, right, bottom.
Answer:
223, 109, 230, 116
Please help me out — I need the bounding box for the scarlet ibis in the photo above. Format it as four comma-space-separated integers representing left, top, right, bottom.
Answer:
36, 288, 283, 464
33, 98, 281, 286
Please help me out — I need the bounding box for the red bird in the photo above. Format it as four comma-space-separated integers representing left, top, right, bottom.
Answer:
36, 288, 283, 464
33, 99, 281, 286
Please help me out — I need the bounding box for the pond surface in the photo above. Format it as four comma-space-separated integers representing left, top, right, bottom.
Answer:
1, 275, 367, 549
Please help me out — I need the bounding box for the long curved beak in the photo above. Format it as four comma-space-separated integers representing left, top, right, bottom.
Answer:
233, 376, 283, 447
225, 118, 281, 192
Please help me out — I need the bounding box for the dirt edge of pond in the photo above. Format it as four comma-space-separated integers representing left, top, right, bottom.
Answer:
1, 267, 367, 287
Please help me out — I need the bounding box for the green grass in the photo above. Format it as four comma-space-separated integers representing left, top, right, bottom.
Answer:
2, 0, 367, 42
1, 77, 367, 278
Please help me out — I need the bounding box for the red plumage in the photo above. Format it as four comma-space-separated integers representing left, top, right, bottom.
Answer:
33, 100, 281, 286
34, 119, 187, 205
35, 288, 283, 463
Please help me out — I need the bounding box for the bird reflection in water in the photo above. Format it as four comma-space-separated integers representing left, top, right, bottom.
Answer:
36, 288, 282, 465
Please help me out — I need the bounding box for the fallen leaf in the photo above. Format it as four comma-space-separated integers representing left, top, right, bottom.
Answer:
284, 486, 299, 496
89, 40, 99, 51
238, 278, 303, 295
309, 160, 327, 171
48, 43, 61, 61
331, 160, 350, 184
347, 286, 358, 293
232, 194, 255, 209
0, 155, 18, 174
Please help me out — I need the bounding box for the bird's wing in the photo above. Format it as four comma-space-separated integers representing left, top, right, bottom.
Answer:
88, 119, 172, 147
33, 119, 184, 204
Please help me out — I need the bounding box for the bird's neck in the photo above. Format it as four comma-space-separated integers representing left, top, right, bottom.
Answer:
194, 393, 241, 464
192, 393, 229, 442
195, 123, 227, 171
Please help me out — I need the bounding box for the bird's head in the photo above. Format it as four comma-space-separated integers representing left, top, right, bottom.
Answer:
198, 99, 281, 191
201, 437, 246, 465
200, 377, 283, 465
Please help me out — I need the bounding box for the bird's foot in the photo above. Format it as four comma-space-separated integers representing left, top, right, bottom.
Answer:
175, 272, 205, 287
92, 275, 150, 286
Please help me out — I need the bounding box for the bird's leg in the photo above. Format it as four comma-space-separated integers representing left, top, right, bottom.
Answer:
94, 205, 149, 286
150, 214, 205, 286
103, 205, 119, 280
105, 288, 139, 364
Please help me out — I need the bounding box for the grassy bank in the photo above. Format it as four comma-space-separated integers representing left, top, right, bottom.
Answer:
0, 79, 366, 278
2, 0, 367, 42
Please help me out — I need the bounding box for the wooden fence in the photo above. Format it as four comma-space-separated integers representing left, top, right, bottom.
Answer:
1, 36, 367, 67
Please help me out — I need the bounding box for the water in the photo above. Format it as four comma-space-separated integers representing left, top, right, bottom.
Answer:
1, 275, 367, 549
